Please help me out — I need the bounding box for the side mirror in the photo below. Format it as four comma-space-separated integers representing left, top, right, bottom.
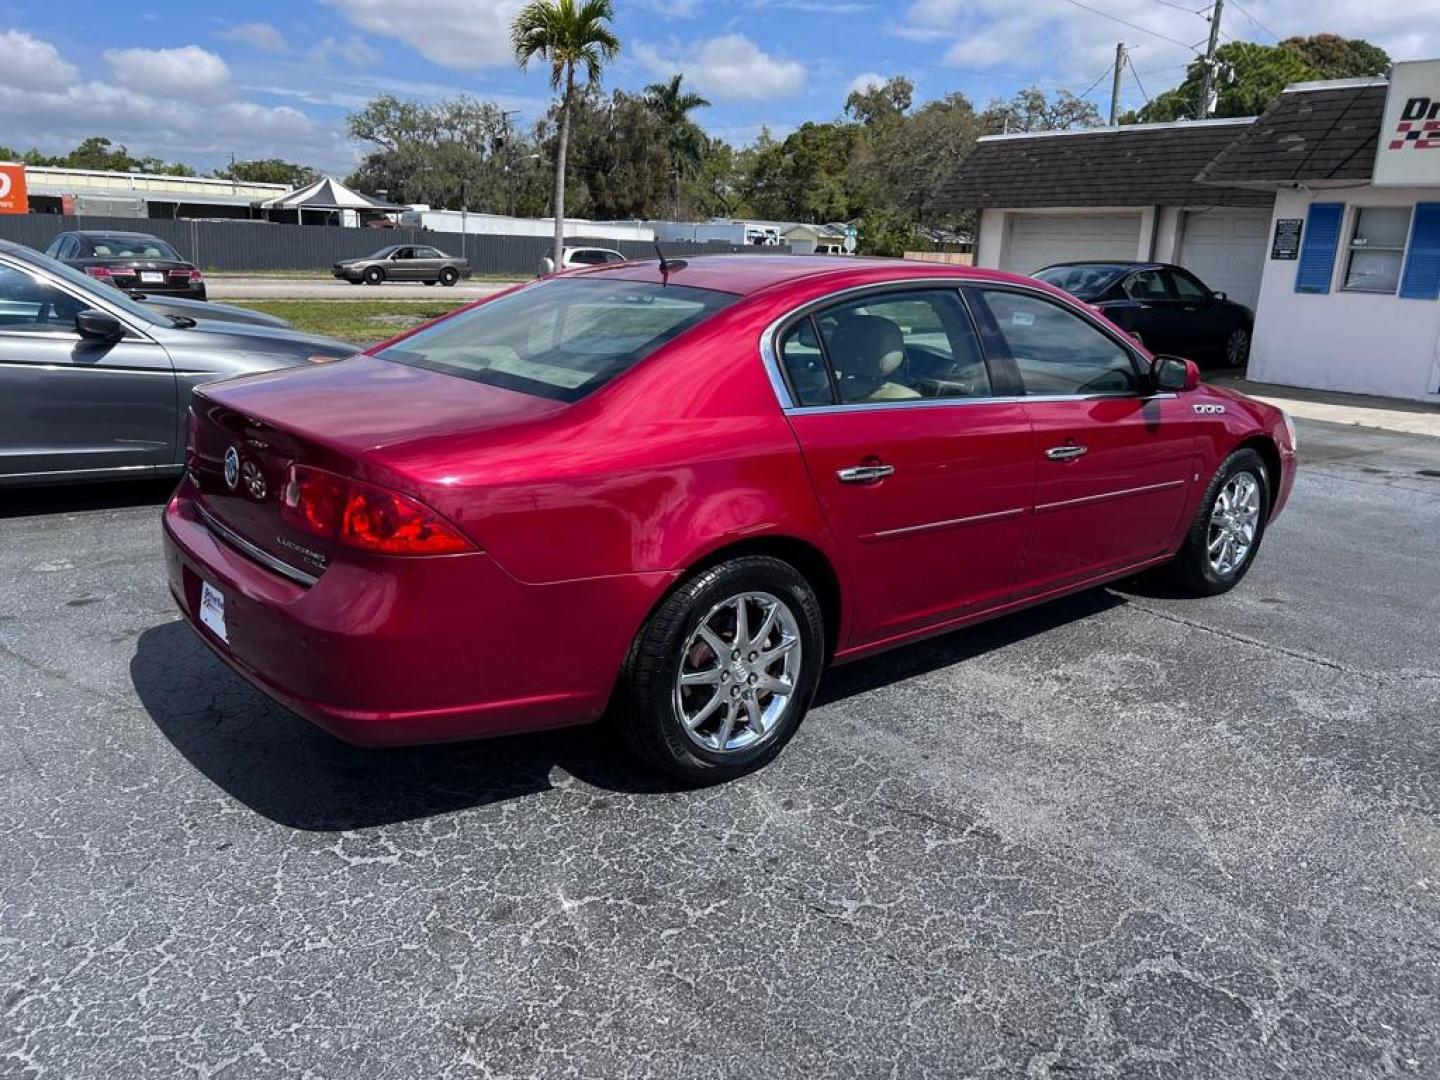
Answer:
75, 309, 124, 341
1153, 354, 1200, 392
1213, 291, 1227, 303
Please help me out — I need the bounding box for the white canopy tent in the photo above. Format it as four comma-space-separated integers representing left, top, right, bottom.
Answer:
259, 175, 403, 226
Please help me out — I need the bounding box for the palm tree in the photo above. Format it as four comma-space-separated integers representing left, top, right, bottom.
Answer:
512, 0, 620, 268
644, 74, 711, 217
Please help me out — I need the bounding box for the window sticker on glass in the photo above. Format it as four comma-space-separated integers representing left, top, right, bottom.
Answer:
1011, 310, 1036, 327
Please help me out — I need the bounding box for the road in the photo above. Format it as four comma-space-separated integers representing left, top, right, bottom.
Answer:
206, 276, 517, 301
2, 420, 1438, 1078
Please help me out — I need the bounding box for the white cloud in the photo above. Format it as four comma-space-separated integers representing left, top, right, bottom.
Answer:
848, 72, 888, 95
324, 0, 525, 70
0, 33, 353, 172
311, 35, 382, 66
894, 0, 1440, 90
0, 29, 79, 91
104, 45, 231, 103
636, 34, 806, 101
218, 22, 288, 54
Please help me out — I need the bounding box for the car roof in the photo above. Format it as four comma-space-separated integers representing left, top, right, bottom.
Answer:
69, 230, 166, 240
1038, 261, 1169, 272
575, 253, 1042, 297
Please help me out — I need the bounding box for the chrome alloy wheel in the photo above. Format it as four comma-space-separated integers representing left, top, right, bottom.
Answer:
1208, 470, 1261, 576
674, 591, 802, 754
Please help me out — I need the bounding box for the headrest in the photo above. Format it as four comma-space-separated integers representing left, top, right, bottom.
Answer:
826, 315, 905, 379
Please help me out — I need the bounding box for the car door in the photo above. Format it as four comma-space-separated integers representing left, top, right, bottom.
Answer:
776, 286, 1036, 644
389, 247, 419, 280
413, 246, 445, 279
1117, 268, 1179, 354
0, 258, 177, 482
1165, 268, 1231, 360
967, 285, 1197, 597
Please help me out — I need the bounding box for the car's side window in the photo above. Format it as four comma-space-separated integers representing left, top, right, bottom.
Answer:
974, 289, 1141, 396
778, 317, 835, 405
0, 264, 88, 333
797, 290, 991, 405
1167, 269, 1209, 301
1124, 270, 1169, 301
393, 247, 413, 260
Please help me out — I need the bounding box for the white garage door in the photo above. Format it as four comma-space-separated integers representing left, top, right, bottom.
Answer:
1177, 209, 1271, 310
1000, 213, 1143, 277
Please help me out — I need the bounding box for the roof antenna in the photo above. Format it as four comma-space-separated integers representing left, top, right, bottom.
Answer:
654, 241, 686, 283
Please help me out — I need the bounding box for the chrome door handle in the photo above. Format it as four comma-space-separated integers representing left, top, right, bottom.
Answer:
837, 464, 895, 483
1045, 444, 1088, 461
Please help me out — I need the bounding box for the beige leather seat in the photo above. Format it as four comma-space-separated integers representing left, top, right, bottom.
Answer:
825, 315, 919, 402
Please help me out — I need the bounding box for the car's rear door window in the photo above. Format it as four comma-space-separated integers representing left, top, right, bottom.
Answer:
377, 278, 738, 402
971, 289, 1142, 396
778, 289, 992, 406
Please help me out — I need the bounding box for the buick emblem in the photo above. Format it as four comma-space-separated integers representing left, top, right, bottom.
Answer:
223, 446, 240, 490
240, 459, 267, 501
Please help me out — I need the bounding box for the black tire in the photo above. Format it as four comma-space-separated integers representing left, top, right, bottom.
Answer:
1164, 448, 1270, 596
1224, 326, 1251, 368
439, 267, 459, 287
363, 266, 384, 286
614, 555, 826, 784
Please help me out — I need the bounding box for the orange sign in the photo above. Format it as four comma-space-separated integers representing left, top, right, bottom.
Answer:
0, 164, 29, 214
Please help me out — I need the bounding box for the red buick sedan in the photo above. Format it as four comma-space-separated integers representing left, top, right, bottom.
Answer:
163, 256, 1297, 782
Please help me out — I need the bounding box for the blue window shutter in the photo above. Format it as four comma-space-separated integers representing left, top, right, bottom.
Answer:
1294, 202, 1343, 294
1400, 203, 1440, 300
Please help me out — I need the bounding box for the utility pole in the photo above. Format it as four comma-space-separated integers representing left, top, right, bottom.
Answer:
1110, 42, 1126, 125
1199, 0, 1225, 118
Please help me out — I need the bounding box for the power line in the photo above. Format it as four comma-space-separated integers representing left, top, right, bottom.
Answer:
1060, 0, 1202, 52
1227, 0, 1280, 41
1077, 60, 1119, 101
1126, 53, 1154, 105
1150, 0, 1206, 13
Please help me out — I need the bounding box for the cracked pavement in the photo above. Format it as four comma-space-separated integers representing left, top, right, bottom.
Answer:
2, 420, 1438, 1078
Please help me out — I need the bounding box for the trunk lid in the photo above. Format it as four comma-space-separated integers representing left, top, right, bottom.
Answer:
189, 354, 565, 578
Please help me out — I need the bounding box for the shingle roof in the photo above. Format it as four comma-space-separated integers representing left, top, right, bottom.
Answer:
1196, 80, 1387, 188
934, 119, 1274, 211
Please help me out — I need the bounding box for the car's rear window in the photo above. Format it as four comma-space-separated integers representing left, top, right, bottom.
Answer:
376, 278, 738, 402
86, 235, 183, 260
1033, 264, 1127, 300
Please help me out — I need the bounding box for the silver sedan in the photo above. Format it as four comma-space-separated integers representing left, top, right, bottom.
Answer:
0, 240, 356, 487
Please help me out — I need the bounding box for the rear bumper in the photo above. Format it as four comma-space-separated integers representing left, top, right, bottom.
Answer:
162, 479, 672, 746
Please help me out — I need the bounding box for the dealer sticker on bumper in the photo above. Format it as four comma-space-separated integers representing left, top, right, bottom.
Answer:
199, 581, 228, 643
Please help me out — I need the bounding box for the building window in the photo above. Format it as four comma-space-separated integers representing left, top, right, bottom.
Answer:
1343, 207, 1412, 294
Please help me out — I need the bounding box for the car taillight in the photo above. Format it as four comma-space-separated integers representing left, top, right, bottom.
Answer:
171, 268, 204, 282
84, 266, 113, 280
281, 465, 472, 556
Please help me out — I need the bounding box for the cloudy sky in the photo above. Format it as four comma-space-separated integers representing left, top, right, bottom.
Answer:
1, 0, 1437, 175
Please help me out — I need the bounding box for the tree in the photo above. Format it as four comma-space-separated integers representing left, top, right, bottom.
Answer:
511, 0, 620, 267
644, 73, 710, 215
346, 93, 518, 210
549, 87, 672, 219
845, 76, 913, 128
1280, 34, 1389, 79
1135, 37, 1390, 123
215, 159, 318, 187
981, 88, 1101, 134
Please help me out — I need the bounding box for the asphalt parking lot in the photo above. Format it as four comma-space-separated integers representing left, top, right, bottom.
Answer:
3, 419, 1438, 1078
